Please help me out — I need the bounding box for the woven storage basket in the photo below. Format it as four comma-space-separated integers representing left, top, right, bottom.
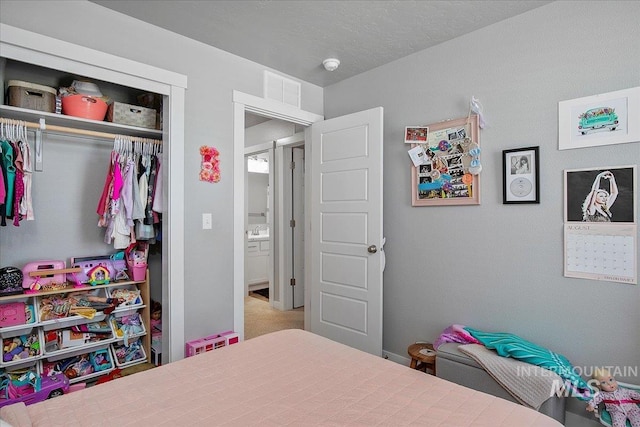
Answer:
107, 102, 156, 129
7, 80, 56, 113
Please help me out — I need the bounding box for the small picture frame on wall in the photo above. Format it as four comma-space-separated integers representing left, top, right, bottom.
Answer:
558, 87, 640, 150
564, 165, 636, 223
502, 146, 539, 204
404, 126, 429, 144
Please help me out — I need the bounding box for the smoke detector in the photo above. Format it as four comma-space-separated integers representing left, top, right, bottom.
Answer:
322, 58, 340, 71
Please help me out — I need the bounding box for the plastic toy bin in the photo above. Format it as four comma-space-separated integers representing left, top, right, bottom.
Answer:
126, 260, 147, 282
108, 285, 143, 310
111, 339, 146, 368
110, 312, 146, 343
40, 347, 115, 384
37, 288, 107, 329
1, 329, 44, 368
0, 297, 38, 338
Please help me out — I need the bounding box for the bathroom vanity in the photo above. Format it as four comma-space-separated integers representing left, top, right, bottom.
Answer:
246, 231, 270, 292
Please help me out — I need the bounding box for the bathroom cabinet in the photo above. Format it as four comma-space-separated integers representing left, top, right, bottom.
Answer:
246, 237, 270, 291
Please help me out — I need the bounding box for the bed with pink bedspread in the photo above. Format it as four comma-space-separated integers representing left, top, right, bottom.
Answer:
0, 329, 561, 426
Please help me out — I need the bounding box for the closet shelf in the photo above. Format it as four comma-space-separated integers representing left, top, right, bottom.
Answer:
0, 105, 162, 139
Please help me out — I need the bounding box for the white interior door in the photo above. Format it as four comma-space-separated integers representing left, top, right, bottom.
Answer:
308, 107, 384, 356
292, 146, 305, 308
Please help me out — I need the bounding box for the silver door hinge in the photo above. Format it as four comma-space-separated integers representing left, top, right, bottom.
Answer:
290, 161, 295, 170
290, 219, 296, 228
290, 278, 296, 286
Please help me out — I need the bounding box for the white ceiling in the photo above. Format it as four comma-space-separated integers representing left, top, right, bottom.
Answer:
90, 0, 552, 88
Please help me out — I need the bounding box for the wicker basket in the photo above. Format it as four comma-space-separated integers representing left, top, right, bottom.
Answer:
107, 102, 157, 129
7, 80, 57, 113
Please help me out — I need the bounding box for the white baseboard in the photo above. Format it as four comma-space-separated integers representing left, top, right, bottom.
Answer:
383, 349, 410, 366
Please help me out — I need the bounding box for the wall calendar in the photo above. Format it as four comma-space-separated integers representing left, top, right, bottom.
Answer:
564, 223, 637, 284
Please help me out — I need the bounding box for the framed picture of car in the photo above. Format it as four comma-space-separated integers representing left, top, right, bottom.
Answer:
558, 86, 640, 150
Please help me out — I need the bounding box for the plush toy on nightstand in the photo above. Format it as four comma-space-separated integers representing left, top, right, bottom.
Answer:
587, 368, 640, 427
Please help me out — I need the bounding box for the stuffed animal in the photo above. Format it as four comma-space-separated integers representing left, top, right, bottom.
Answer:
587, 368, 640, 427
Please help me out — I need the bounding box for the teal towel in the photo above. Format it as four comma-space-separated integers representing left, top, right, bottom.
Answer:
465, 327, 593, 401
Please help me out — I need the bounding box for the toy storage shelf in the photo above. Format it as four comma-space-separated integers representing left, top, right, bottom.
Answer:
41, 347, 117, 385
43, 339, 114, 363
0, 272, 151, 382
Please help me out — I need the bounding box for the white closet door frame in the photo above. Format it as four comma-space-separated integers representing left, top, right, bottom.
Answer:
0, 24, 188, 363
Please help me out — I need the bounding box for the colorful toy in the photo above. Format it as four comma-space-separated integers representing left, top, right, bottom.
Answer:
70, 256, 127, 285
587, 368, 640, 427
0, 372, 69, 408
59, 355, 93, 379
86, 265, 110, 286
21, 260, 66, 291
90, 349, 112, 372
2, 333, 41, 362
0, 302, 26, 327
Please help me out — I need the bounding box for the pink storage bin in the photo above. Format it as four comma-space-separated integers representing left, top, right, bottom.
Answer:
126, 260, 147, 282
61, 94, 108, 121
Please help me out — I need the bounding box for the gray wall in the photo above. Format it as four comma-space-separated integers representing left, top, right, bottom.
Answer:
324, 1, 639, 416
0, 0, 323, 341
2, 0, 637, 413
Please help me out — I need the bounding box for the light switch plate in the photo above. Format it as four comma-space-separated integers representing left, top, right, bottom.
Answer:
202, 213, 212, 229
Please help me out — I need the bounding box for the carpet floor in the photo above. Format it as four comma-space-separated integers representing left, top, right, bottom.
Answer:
244, 294, 304, 340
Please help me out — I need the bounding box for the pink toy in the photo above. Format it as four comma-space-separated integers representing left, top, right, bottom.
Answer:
21, 260, 66, 290
185, 334, 226, 357
0, 302, 26, 327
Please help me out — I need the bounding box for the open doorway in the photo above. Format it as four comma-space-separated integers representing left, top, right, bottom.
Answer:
234, 91, 384, 355
243, 114, 306, 339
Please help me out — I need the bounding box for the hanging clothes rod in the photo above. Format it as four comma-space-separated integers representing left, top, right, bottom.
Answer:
0, 117, 162, 145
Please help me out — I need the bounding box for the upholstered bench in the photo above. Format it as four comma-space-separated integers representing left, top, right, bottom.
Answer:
436, 343, 566, 424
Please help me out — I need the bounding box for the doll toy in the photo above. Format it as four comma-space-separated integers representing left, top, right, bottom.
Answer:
587, 368, 640, 427
150, 300, 162, 331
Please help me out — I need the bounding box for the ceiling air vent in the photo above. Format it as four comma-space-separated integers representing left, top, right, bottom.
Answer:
264, 71, 301, 108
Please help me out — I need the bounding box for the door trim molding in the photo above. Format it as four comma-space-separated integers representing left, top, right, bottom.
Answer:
233, 90, 323, 339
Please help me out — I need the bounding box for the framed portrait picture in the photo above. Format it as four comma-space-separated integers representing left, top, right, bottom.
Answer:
502, 147, 539, 204
411, 115, 480, 206
404, 126, 429, 144
558, 86, 640, 150
564, 165, 636, 223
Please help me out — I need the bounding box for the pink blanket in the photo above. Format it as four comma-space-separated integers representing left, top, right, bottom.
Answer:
1, 329, 561, 426
434, 324, 480, 350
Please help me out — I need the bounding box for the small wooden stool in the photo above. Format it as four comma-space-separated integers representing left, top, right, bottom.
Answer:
407, 342, 436, 375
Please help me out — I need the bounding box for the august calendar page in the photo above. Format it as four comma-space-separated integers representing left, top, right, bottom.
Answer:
564, 223, 637, 284
563, 166, 637, 285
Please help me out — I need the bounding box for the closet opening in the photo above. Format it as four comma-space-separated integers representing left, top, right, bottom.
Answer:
1, 24, 187, 364
0, 28, 187, 386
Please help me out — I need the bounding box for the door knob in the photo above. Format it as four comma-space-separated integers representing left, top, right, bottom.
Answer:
367, 245, 377, 254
